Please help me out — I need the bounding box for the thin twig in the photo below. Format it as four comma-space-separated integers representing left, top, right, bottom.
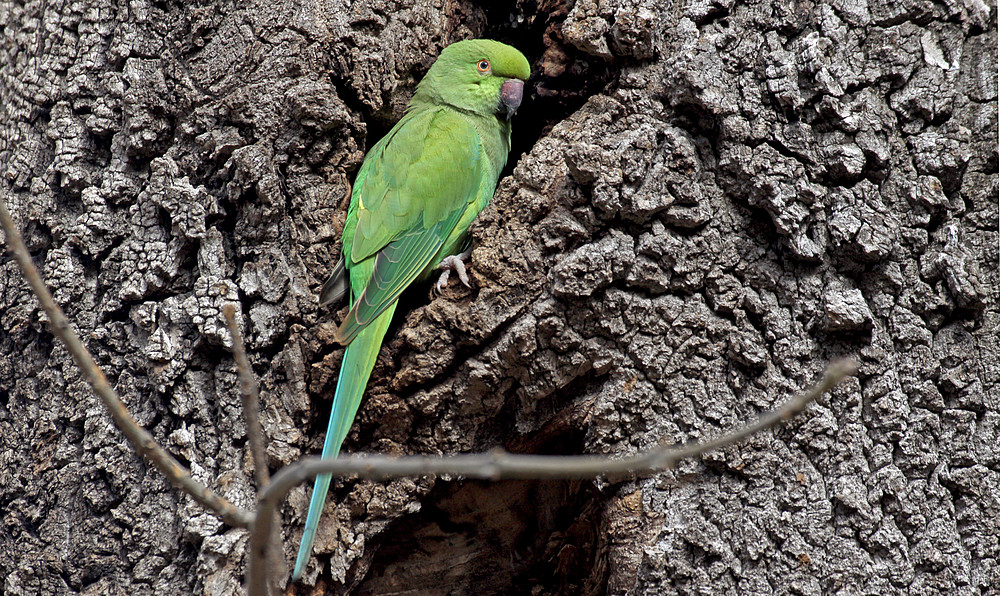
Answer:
247, 358, 857, 594
223, 304, 282, 595
223, 304, 270, 490
0, 193, 254, 528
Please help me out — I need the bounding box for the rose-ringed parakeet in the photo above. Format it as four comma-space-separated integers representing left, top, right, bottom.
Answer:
293, 39, 530, 581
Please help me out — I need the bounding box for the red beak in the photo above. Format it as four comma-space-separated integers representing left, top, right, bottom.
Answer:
499, 79, 524, 120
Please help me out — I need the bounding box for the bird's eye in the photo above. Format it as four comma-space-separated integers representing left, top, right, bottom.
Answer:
476, 60, 490, 73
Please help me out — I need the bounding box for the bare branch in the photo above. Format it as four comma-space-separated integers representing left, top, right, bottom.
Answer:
1, 189, 857, 596
223, 304, 271, 490
0, 193, 254, 528
247, 357, 857, 592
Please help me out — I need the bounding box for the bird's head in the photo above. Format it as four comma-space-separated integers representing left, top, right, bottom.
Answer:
413, 39, 530, 120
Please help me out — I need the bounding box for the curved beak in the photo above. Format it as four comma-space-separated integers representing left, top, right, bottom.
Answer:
498, 79, 524, 121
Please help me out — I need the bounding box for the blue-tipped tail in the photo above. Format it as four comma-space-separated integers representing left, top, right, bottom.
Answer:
292, 304, 396, 581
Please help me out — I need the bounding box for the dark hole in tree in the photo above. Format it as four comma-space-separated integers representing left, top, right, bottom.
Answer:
480, 0, 615, 178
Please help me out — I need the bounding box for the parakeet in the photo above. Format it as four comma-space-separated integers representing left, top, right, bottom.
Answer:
293, 39, 530, 581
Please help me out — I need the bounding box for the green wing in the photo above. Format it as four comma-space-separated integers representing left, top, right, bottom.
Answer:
346, 108, 484, 265
336, 107, 486, 344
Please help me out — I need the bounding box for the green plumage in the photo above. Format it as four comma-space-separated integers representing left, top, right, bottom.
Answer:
293, 39, 530, 582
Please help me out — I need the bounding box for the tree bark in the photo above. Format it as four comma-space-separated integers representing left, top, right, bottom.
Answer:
1, 1, 996, 595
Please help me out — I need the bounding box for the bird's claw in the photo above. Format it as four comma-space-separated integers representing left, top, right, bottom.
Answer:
435, 251, 472, 294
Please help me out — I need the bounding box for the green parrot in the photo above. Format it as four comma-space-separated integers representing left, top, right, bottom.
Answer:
293, 39, 530, 581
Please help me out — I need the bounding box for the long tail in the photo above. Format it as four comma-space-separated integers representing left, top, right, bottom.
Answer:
292, 302, 397, 581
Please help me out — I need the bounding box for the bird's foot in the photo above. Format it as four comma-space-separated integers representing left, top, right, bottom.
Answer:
435, 249, 473, 294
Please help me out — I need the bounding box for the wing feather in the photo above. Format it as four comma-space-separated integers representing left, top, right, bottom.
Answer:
335, 107, 487, 343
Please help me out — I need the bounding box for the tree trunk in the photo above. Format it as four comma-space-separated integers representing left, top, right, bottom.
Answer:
2, 0, 996, 594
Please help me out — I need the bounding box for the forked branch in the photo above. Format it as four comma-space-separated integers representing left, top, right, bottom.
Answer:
1, 190, 857, 596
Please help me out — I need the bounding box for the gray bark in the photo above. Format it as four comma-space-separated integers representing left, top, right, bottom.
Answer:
1, 0, 997, 595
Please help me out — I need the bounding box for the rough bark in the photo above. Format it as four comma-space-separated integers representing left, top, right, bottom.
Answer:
1, 0, 997, 595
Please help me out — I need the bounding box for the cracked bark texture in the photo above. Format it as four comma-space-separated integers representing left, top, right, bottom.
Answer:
1, 0, 997, 595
